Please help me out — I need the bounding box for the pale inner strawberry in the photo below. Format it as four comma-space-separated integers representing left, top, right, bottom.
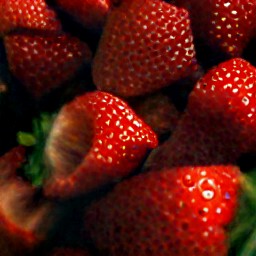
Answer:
45, 106, 94, 178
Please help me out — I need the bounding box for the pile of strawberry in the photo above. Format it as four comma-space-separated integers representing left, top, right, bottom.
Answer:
0, 0, 256, 255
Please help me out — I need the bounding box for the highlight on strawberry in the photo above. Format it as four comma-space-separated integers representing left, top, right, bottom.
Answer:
0, 0, 256, 255
0, 0, 62, 35
43, 91, 158, 198
93, 0, 198, 97
145, 58, 256, 170
4, 33, 92, 98
17, 92, 158, 199
175, 0, 256, 57
84, 165, 241, 256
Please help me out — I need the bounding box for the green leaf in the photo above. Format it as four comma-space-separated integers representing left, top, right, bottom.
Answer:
17, 132, 36, 146
229, 171, 256, 255
18, 112, 56, 187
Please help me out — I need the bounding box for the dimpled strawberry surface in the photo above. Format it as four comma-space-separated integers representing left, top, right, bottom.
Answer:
0, 0, 62, 34
85, 165, 240, 255
93, 0, 198, 96
0, 0, 256, 255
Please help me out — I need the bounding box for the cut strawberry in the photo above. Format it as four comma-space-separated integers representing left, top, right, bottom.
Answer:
93, 0, 198, 97
43, 91, 158, 198
145, 58, 256, 170
175, 0, 256, 57
4, 32, 92, 98
0, 0, 62, 35
55, 0, 111, 28
85, 165, 240, 255
0, 147, 58, 255
0, 146, 26, 179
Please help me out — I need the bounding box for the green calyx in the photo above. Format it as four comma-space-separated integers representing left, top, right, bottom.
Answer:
228, 171, 256, 256
17, 113, 56, 187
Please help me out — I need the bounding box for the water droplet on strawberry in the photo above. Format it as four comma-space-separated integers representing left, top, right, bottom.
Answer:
202, 190, 215, 200
182, 174, 195, 187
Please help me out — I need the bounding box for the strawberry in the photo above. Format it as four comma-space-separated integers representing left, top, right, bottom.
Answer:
175, 0, 256, 57
0, 146, 26, 179
49, 247, 92, 256
129, 92, 181, 139
92, 0, 198, 97
0, 0, 62, 35
43, 91, 158, 198
84, 165, 241, 255
4, 32, 92, 98
0, 146, 58, 255
145, 58, 256, 170
55, 0, 111, 28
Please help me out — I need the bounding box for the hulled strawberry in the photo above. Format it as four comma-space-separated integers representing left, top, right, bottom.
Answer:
0, 0, 62, 35
93, 0, 198, 97
84, 165, 241, 255
145, 58, 256, 170
43, 91, 158, 198
0, 146, 58, 255
4, 33, 92, 98
55, 0, 111, 28
175, 0, 256, 57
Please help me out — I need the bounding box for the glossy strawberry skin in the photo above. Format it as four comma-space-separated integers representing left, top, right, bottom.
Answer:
145, 58, 256, 170
0, 0, 62, 35
85, 165, 240, 256
44, 91, 158, 199
55, 0, 110, 28
175, 0, 256, 57
93, 0, 198, 97
4, 33, 92, 98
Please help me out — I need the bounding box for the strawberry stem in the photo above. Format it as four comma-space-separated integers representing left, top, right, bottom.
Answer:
18, 113, 56, 187
17, 132, 36, 146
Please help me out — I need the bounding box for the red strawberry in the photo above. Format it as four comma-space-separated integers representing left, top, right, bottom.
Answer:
84, 165, 240, 255
43, 91, 158, 198
0, 0, 62, 35
92, 0, 198, 97
4, 33, 92, 98
175, 0, 256, 57
55, 0, 111, 28
0, 147, 58, 255
145, 58, 256, 170
49, 247, 91, 256
0, 146, 25, 179
129, 92, 181, 139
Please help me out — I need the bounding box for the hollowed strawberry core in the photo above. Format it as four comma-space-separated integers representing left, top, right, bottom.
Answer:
45, 106, 94, 178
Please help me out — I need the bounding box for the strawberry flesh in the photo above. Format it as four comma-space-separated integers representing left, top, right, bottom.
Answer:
0, 147, 58, 255
44, 91, 158, 198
